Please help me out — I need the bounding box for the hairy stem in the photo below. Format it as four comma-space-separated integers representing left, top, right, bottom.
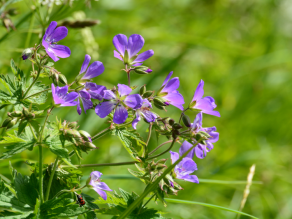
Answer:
91, 127, 112, 141
148, 140, 173, 155
143, 123, 153, 157
23, 60, 42, 99
147, 138, 177, 160
44, 157, 59, 201
117, 139, 203, 219
38, 106, 54, 204
61, 161, 138, 168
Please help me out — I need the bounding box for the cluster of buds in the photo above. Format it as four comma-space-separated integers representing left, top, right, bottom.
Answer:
1, 107, 43, 130
59, 121, 96, 152
139, 85, 154, 99
152, 117, 182, 139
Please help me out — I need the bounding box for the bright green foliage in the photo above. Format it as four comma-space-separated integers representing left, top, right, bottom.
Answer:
10, 59, 23, 79
25, 79, 49, 105
112, 128, 146, 161
0, 127, 36, 159
94, 189, 169, 218
40, 195, 90, 218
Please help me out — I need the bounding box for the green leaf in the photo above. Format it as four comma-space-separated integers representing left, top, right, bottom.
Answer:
0, 75, 23, 106
11, 59, 24, 79
25, 79, 49, 105
14, 172, 39, 208
0, 211, 33, 219
0, 127, 36, 159
18, 119, 28, 136
112, 128, 145, 161
80, 193, 99, 209
84, 211, 98, 219
0, 179, 33, 213
164, 198, 259, 219
40, 196, 90, 218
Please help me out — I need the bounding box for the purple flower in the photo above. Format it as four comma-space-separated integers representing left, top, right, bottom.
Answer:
157, 71, 185, 110
95, 84, 143, 124
191, 112, 219, 159
77, 54, 105, 84
132, 99, 157, 129
76, 82, 106, 115
190, 80, 220, 117
42, 21, 70, 62
89, 171, 112, 200
51, 84, 78, 107
169, 141, 199, 183
113, 34, 154, 66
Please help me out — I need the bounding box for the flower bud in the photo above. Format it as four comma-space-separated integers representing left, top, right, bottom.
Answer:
81, 142, 97, 152
78, 130, 92, 142
182, 114, 191, 127
22, 107, 30, 117
156, 163, 167, 170
142, 91, 153, 98
1, 117, 12, 128
10, 111, 22, 117
68, 121, 78, 129
59, 74, 67, 85
153, 102, 165, 111
173, 123, 183, 130
153, 97, 167, 107
172, 129, 180, 138
65, 129, 81, 139
21, 48, 33, 60
7, 8, 18, 16
27, 113, 35, 119
6, 118, 18, 129
168, 119, 175, 126
139, 85, 146, 95
134, 66, 152, 75
52, 74, 59, 86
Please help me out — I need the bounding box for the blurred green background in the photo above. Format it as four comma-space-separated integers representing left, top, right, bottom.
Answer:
0, 0, 291, 218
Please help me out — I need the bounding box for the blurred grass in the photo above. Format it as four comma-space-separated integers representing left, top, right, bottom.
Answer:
0, 0, 291, 218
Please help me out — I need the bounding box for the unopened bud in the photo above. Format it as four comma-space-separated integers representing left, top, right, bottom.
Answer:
168, 119, 175, 126
156, 163, 167, 170
22, 48, 33, 60
142, 91, 153, 98
172, 129, 180, 138
139, 85, 146, 95
7, 8, 18, 16
66, 129, 81, 139
153, 97, 167, 107
182, 114, 191, 127
2, 117, 12, 127
22, 107, 29, 117
52, 74, 59, 85
27, 113, 35, 119
134, 66, 152, 75
153, 102, 165, 111
6, 118, 18, 129
82, 142, 96, 151
59, 74, 67, 85
10, 111, 22, 117
173, 123, 183, 130
79, 130, 92, 142
68, 121, 78, 129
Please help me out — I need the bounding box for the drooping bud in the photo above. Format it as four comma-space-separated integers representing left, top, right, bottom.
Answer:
182, 114, 191, 127
134, 66, 152, 75
153, 103, 165, 111
80, 141, 96, 152
1, 117, 12, 128
52, 73, 59, 86
78, 130, 92, 142
10, 111, 22, 117
153, 97, 167, 107
142, 91, 153, 98
139, 85, 146, 96
65, 129, 81, 139
21, 48, 33, 60
6, 118, 18, 129
59, 74, 67, 85
173, 123, 183, 130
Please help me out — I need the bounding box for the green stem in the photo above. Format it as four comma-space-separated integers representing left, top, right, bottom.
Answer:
91, 127, 112, 141
61, 161, 138, 168
143, 123, 152, 157
178, 108, 188, 123
141, 193, 155, 209
117, 139, 203, 219
127, 72, 131, 87
44, 157, 59, 201
28, 124, 37, 140
38, 107, 54, 204
148, 140, 173, 155
147, 138, 177, 160
24, 88, 50, 100
23, 61, 42, 99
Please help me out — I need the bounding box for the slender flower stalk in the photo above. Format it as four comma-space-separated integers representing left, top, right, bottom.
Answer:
44, 157, 59, 201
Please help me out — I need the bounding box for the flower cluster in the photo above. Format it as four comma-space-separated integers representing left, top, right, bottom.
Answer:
40, 21, 220, 199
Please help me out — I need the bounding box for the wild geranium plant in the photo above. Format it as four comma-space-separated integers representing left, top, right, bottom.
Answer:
0, 21, 224, 218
